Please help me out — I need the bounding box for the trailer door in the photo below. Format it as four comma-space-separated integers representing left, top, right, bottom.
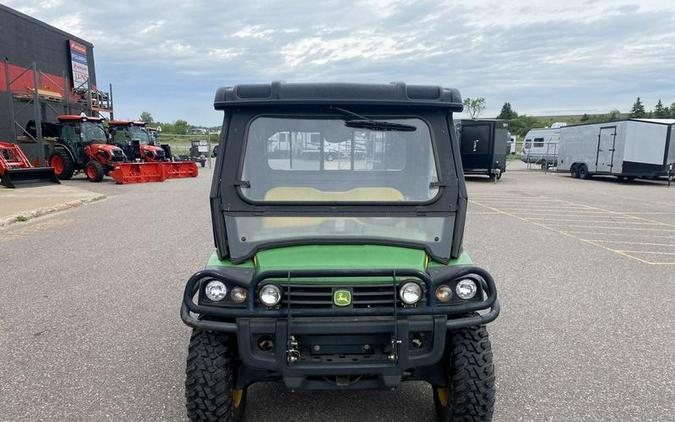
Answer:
596, 126, 616, 173
460, 123, 492, 170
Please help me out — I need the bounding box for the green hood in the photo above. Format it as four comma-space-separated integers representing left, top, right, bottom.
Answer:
206, 245, 472, 274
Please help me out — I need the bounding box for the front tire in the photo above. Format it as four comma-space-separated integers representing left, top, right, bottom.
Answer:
85, 160, 105, 182
434, 324, 495, 421
186, 329, 246, 422
49, 149, 75, 180
578, 164, 591, 179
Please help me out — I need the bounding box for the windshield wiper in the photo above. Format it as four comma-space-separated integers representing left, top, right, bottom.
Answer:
333, 107, 417, 132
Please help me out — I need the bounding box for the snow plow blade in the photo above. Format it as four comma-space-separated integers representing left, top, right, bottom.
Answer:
109, 162, 166, 184
162, 161, 199, 179
0, 167, 60, 188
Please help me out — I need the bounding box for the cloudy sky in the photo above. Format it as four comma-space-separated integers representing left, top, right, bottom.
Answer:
6, 0, 675, 125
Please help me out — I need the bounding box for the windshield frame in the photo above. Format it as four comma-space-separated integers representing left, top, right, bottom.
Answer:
212, 106, 464, 264
236, 112, 443, 207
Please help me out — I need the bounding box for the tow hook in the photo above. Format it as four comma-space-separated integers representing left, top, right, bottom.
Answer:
388, 337, 402, 362
287, 336, 300, 364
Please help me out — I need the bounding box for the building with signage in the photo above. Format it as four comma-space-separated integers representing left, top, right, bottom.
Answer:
0, 4, 111, 160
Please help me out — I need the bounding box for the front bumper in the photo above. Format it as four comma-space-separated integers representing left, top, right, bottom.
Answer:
180, 267, 500, 388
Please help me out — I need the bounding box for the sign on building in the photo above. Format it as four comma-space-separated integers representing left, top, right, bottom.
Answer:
69, 40, 89, 89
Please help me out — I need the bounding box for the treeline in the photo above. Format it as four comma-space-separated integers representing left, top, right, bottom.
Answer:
496, 97, 675, 137
138, 112, 218, 135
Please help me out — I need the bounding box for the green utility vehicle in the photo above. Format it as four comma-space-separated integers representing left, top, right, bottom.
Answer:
181, 82, 500, 421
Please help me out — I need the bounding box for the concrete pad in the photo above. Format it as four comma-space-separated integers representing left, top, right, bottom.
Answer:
0, 184, 105, 226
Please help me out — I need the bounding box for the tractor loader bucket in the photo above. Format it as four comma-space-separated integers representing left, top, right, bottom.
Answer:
162, 161, 199, 179
0, 167, 60, 188
110, 162, 166, 184
0, 141, 60, 188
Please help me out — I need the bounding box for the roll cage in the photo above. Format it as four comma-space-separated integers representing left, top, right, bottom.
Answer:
210, 82, 468, 264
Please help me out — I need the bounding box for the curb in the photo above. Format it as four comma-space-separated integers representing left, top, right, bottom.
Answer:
0, 194, 106, 228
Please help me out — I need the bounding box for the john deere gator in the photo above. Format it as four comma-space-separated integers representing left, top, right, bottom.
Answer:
181, 82, 500, 421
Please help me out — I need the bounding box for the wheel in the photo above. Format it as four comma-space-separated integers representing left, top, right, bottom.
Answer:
540, 161, 547, 170
578, 164, 591, 179
84, 160, 105, 182
626, 176, 636, 182
434, 323, 495, 421
186, 329, 246, 422
200, 160, 206, 168
570, 165, 579, 178
49, 149, 75, 180
495, 171, 502, 180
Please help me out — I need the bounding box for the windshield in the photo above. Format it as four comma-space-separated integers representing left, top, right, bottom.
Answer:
241, 116, 438, 202
129, 126, 150, 144
82, 122, 107, 144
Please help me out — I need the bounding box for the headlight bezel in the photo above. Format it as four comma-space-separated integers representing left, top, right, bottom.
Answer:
455, 278, 478, 300
399, 281, 423, 305
199, 278, 247, 307
258, 283, 282, 307
204, 280, 228, 302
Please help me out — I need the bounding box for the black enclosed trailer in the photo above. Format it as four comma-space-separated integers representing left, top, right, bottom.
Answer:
456, 119, 509, 179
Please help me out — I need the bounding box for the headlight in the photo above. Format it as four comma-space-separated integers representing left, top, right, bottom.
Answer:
259, 284, 282, 307
455, 279, 478, 300
435, 285, 453, 303
205, 280, 227, 301
399, 282, 422, 305
231, 287, 248, 304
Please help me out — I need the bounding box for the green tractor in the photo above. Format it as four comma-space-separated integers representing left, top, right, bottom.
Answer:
181, 82, 500, 421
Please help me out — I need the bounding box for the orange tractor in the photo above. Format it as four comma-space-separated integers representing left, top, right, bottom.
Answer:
108, 119, 199, 181
48, 115, 128, 182
108, 120, 170, 162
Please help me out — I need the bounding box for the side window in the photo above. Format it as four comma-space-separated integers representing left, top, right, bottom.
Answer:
523, 139, 532, 149
533, 137, 544, 148
113, 129, 127, 143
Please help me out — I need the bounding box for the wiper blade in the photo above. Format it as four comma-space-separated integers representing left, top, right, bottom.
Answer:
333, 107, 417, 132
345, 119, 417, 132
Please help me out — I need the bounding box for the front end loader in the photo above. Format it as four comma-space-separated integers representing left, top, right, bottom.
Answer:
0, 141, 60, 188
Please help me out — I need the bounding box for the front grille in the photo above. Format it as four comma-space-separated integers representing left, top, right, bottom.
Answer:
279, 284, 426, 309
110, 150, 125, 161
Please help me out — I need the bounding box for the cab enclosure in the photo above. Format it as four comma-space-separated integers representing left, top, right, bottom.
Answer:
210, 82, 468, 264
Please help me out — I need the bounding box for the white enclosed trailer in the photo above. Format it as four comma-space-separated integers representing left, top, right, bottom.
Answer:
520, 126, 563, 167
558, 119, 675, 180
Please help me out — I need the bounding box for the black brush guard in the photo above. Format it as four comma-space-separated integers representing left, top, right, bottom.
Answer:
181, 267, 500, 389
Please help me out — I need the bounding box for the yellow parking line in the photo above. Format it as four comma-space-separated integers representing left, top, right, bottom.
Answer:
537, 219, 663, 225
617, 250, 675, 255
566, 231, 675, 238
549, 225, 675, 232
469, 200, 655, 265
582, 240, 675, 247
557, 199, 675, 228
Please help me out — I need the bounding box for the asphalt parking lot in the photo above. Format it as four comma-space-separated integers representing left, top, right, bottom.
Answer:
1, 162, 673, 421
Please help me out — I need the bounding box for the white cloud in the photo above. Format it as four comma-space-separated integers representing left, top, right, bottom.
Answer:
3, 0, 675, 124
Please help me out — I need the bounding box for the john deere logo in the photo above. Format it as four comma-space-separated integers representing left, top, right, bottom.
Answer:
333, 289, 352, 307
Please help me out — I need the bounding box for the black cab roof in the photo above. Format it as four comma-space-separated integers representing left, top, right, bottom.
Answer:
214, 81, 463, 111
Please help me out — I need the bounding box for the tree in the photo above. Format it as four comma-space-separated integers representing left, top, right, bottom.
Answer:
496, 102, 518, 120
607, 109, 622, 121
580, 113, 590, 122
630, 97, 646, 118
670, 102, 675, 119
654, 99, 668, 118
139, 111, 154, 124
173, 119, 189, 135
463, 97, 486, 119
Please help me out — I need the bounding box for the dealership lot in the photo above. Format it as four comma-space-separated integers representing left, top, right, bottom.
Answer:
0, 164, 673, 421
